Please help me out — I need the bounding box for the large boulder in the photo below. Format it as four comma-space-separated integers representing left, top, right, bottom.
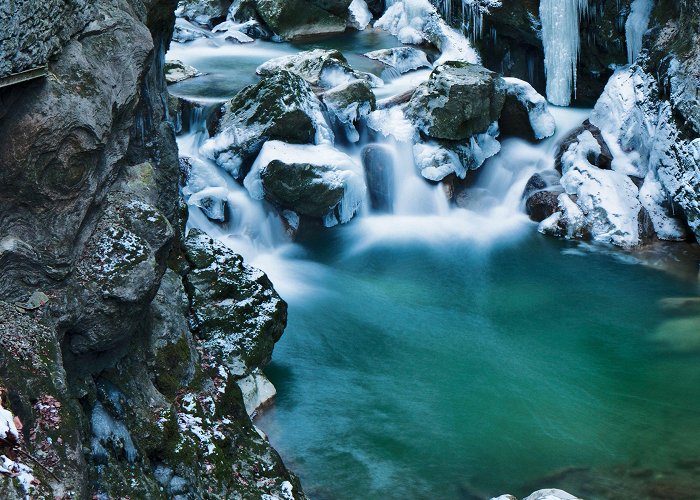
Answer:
322, 79, 376, 143
244, 141, 366, 226
406, 62, 506, 141
256, 48, 382, 89
253, 0, 352, 39
201, 70, 332, 178
183, 228, 287, 378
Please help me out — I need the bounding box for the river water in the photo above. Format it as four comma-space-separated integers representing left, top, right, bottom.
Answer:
169, 27, 700, 499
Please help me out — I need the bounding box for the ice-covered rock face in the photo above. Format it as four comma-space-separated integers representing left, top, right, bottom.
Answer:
176, 0, 230, 27
348, 0, 373, 30
201, 70, 333, 178
375, 0, 479, 65
590, 66, 696, 240
406, 61, 506, 141
364, 46, 431, 74
256, 49, 382, 89
322, 80, 376, 143
500, 77, 555, 141
244, 141, 366, 226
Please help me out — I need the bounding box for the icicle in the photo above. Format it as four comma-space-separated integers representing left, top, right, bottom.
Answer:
539, 0, 589, 106
625, 0, 654, 64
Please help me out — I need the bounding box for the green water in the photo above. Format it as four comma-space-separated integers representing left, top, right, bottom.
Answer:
256, 226, 700, 499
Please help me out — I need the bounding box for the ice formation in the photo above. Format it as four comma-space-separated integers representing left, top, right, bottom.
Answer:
625, 0, 654, 64
364, 47, 431, 74
539, 0, 589, 106
375, 0, 479, 65
348, 0, 373, 30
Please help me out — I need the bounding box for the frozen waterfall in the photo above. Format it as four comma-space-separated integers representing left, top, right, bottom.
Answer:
625, 0, 654, 64
539, 0, 589, 106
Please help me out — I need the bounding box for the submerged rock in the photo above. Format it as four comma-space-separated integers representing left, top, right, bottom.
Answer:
256, 48, 382, 89
322, 79, 376, 143
500, 77, 555, 141
202, 70, 332, 178
244, 140, 365, 226
361, 144, 395, 212
406, 62, 506, 141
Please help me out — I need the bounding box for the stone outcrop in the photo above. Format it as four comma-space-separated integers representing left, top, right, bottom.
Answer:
0, 0, 303, 497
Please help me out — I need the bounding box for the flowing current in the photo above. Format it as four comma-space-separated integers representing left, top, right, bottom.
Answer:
170, 29, 700, 500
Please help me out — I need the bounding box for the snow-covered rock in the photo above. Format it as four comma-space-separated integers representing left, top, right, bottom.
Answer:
201, 70, 333, 179
501, 77, 556, 140
244, 141, 366, 226
590, 65, 698, 240
557, 130, 643, 246
256, 49, 382, 89
164, 59, 201, 84
211, 20, 255, 43
413, 142, 466, 181
375, 0, 479, 65
173, 18, 212, 43
348, 0, 372, 30
364, 46, 431, 74
322, 80, 376, 143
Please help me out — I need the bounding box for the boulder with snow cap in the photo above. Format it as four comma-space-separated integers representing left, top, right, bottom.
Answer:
499, 77, 555, 141
244, 141, 366, 226
201, 70, 332, 179
406, 61, 506, 141
256, 49, 382, 89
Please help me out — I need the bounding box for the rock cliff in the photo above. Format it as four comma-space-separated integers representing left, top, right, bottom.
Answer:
0, 1, 303, 497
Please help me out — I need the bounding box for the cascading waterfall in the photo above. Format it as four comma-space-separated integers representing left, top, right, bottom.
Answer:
539, 0, 589, 106
625, 0, 654, 64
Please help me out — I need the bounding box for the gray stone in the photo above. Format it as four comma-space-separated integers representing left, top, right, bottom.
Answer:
406, 61, 506, 141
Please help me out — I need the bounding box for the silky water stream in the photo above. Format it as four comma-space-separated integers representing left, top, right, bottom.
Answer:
170, 29, 700, 499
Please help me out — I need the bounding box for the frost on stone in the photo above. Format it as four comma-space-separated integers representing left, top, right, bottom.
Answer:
211, 21, 255, 43
348, 0, 373, 30
244, 141, 366, 225
375, 0, 479, 66
364, 47, 431, 74
91, 401, 138, 463
367, 107, 417, 143
503, 77, 556, 139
